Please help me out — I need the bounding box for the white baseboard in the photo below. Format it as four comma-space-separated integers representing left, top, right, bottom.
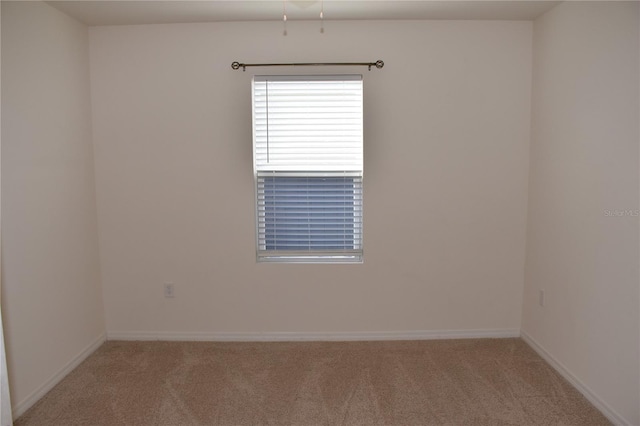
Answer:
520, 330, 631, 426
12, 333, 106, 419
107, 328, 520, 342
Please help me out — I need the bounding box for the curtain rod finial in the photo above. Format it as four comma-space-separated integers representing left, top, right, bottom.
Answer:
231, 61, 246, 71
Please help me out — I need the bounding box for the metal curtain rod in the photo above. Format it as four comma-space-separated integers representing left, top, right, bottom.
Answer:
231, 60, 384, 72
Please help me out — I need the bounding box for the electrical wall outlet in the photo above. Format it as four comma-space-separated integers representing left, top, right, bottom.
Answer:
539, 289, 545, 307
164, 283, 175, 298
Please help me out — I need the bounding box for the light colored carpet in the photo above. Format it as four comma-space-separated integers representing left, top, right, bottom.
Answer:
15, 338, 610, 425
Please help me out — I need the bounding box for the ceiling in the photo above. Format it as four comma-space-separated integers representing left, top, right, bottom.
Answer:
46, 1, 561, 26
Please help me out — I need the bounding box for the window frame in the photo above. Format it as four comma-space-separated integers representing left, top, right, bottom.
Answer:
252, 75, 364, 264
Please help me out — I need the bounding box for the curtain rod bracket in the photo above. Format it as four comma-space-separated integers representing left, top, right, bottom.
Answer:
231, 60, 384, 71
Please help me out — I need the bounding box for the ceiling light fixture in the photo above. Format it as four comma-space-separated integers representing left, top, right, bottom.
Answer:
281, 0, 325, 36
283, 0, 288, 36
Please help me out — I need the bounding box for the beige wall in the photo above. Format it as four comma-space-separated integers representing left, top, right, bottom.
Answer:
523, 2, 639, 424
0, 5, 10, 426
1, 1, 105, 414
89, 20, 532, 337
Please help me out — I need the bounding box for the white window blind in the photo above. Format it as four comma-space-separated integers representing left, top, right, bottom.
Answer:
252, 75, 363, 263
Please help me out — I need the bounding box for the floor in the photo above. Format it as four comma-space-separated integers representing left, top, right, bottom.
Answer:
15, 338, 610, 425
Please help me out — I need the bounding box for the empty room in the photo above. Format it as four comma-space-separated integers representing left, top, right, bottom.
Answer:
1, 0, 638, 425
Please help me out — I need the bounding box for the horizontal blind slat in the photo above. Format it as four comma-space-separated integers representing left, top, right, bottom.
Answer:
253, 78, 363, 171
256, 173, 363, 253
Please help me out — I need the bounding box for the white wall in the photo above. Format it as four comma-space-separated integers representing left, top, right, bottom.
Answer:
89, 20, 532, 337
523, 2, 639, 425
0, 5, 12, 425
1, 1, 105, 415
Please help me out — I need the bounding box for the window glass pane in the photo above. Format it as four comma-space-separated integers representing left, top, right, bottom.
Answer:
263, 176, 356, 251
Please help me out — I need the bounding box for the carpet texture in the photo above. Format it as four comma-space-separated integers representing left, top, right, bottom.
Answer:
15, 338, 610, 425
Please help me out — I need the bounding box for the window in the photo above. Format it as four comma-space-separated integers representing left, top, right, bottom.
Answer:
252, 75, 363, 263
